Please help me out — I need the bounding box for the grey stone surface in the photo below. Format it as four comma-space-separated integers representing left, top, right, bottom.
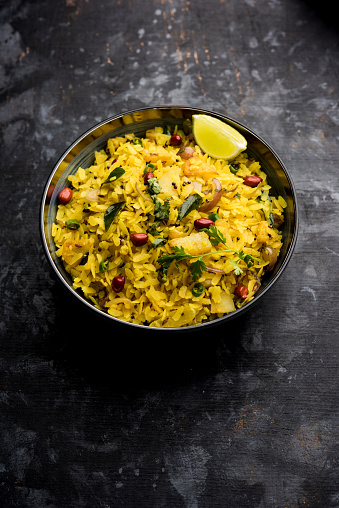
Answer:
1, 0, 339, 506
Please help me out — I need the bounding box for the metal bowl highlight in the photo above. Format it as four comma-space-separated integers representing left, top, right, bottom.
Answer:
40, 106, 298, 331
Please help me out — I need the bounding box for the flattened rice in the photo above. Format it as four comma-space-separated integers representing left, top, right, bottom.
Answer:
52, 123, 286, 327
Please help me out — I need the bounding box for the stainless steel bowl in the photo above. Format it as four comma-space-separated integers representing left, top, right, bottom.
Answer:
40, 106, 298, 332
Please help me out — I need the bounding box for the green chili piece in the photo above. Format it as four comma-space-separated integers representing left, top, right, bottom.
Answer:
151, 237, 167, 248
65, 219, 80, 230
143, 163, 156, 174
99, 258, 109, 273
229, 162, 240, 174
208, 212, 220, 222
192, 282, 205, 297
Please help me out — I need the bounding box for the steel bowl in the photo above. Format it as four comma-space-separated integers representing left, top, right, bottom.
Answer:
40, 106, 298, 332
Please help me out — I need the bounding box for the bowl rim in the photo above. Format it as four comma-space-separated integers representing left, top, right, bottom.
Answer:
40, 105, 299, 332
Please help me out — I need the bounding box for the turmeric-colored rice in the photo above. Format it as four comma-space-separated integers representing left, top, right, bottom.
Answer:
52, 125, 286, 327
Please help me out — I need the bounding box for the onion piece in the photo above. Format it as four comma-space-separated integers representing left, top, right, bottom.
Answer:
252, 274, 261, 293
85, 188, 100, 201
264, 246, 278, 271
177, 145, 195, 160
205, 266, 226, 274
203, 279, 213, 287
169, 228, 183, 239
191, 181, 202, 192
224, 184, 239, 195
135, 182, 153, 203
198, 178, 222, 213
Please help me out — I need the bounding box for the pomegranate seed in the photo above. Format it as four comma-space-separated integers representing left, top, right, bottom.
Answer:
170, 134, 182, 146
243, 175, 262, 187
234, 285, 249, 299
144, 171, 154, 184
194, 218, 215, 230
112, 276, 125, 293
131, 233, 148, 246
58, 187, 73, 204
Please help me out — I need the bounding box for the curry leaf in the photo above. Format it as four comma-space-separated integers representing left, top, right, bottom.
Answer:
177, 193, 203, 222
101, 167, 125, 187
104, 201, 125, 231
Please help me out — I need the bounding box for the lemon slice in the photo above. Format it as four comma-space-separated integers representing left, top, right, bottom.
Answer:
192, 114, 247, 160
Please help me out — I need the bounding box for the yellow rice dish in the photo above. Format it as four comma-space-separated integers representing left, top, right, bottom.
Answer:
52, 125, 286, 328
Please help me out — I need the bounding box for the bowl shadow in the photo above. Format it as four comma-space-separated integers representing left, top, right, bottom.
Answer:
45, 281, 247, 394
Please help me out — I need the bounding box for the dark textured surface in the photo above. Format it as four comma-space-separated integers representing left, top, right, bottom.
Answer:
1, 0, 339, 507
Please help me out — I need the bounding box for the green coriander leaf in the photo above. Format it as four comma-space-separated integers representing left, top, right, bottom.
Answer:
157, 246, 192, 268
202, 225, 226, 247
157, 245, 233, 282
153, 197, 170, 221
243, 254, 254, 268
229, 260, 243, 275
190, 258, 207, 281
148, 177, 162, 195
237, 250, 258, 268
148, 221, 161, 236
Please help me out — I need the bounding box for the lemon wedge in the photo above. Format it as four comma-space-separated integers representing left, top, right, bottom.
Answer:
192, 114, 247, 160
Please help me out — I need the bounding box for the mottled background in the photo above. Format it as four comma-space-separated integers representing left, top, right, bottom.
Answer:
1, 0, 339, 506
